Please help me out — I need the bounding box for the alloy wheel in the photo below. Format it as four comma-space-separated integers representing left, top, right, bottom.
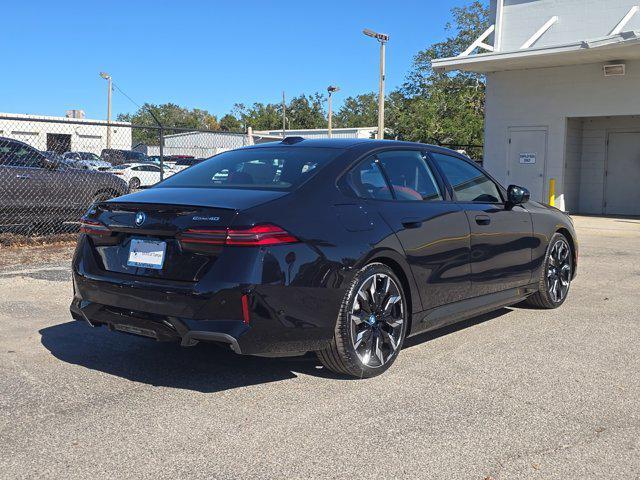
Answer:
350, 273, 404, 368
547, 239, 572, 303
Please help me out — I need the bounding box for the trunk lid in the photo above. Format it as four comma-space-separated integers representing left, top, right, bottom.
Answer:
87, 188, 288, 282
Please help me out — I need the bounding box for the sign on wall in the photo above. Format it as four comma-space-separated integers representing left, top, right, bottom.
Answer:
519, 152, 537, 164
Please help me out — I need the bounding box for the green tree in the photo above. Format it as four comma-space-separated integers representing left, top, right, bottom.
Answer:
219, 113, 243, 132
389, 1, 488, 157
286, 93, 326, 129
334, 93, 378, 128
117, 103, 219, 145
226, 93, 326, 131
232, 102, 282, 131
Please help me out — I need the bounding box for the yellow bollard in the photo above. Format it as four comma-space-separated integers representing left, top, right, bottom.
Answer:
549, 178, 555, 207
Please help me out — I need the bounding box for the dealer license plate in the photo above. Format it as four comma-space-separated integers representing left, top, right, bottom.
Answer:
127, 239, 166, 270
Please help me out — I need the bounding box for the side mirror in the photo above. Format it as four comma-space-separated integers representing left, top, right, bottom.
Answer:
507, 185, 530, 206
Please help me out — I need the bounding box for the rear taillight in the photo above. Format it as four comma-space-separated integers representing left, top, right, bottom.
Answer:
179, 224, 299, 247
79, 218, 110, 236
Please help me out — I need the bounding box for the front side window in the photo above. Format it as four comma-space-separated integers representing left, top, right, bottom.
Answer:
377, 150, 443, 201
158, 147, 341, 191
431, 153, 502, 203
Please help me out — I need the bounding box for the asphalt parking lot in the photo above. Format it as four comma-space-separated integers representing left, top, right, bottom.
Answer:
0, 216, 638, 479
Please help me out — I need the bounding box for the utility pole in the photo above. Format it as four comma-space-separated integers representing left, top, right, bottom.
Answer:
363, 29, 389, 140
99, 72, 112, 148
282, 91, 286, 138
327, 85, 340, 138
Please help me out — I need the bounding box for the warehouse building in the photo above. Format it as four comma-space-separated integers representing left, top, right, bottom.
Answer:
433, 0, 640, 215
0, 112, 132, 155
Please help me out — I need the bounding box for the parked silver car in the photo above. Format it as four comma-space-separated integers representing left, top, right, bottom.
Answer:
63, 151, 112, 171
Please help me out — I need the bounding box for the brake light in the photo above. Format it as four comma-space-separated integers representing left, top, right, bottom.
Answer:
79, 218, 110, 236
179, 224, 299, 246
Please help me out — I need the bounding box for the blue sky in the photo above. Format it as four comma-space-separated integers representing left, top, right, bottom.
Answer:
0, 0, 467, 120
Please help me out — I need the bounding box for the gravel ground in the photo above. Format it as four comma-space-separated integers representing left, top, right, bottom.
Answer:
0, 216, 638, 479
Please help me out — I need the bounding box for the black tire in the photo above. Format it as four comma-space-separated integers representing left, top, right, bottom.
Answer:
316, 263, 408, 378
525, 232, 573, 309
129, 177, 141, 190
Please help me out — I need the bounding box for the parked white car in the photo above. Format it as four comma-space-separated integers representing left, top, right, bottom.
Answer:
106, 163, 173, 189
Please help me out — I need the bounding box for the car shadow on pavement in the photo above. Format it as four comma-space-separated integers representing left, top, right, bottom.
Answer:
403, 307, 513, 349
39, 321, 333, 393
40, 309, 511, 393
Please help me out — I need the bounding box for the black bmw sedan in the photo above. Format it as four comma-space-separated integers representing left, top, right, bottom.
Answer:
71, 138, 578, 378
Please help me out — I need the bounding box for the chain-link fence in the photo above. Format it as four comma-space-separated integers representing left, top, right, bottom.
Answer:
0, 115, 256, 236
0, 114, 484, 239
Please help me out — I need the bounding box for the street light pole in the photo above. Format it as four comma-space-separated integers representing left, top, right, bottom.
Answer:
327, 85, 340, 138
363, 29, 389, 140
378, 41, 385, 140
99, 72, 112, 148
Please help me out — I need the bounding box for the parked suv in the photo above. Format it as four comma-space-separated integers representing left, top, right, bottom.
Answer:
100, 149, 148, 166
0, 137, 128, 229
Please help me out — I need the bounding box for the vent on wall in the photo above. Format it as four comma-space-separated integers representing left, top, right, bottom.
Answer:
603, 63, 626, 76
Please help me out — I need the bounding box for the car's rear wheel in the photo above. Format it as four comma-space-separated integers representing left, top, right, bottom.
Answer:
129, 177, 141, 190
316, 263, 408, 378
525, 233, 573, 309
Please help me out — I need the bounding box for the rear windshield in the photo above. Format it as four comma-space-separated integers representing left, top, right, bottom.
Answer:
156, 147, 341, 190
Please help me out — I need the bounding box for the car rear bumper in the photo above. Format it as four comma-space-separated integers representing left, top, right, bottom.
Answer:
71, 238, 343, 356
70, 299, 245, 353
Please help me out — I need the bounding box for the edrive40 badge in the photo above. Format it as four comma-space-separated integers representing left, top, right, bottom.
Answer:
135, 211, 146, 226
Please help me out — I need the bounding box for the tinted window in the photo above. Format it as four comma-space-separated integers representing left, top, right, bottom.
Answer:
378, 150, 442, 201
0, 140, 43, 167
347, 157, 392, 200
158, 147, 340, 190
432, 153, 502, 203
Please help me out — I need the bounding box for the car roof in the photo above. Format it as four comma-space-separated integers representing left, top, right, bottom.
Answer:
0, 136, 32, 148
242, 137, 448, 152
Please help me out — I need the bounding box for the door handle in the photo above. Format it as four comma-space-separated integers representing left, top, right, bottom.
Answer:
15, 174, 31, 180
475, 215, 491, 226
401, 219, 423, 229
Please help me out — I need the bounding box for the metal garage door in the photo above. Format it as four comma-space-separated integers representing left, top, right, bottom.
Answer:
605, 132, 640, 216
507, 127, 547, 203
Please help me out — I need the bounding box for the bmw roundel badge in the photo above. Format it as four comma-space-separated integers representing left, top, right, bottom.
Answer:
135, 211, 146, 227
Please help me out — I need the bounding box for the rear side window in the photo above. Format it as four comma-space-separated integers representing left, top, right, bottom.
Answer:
347, 158, 393, 200
157, 147, 341, 190
0, 140, 42, 167
377, 150, 442, 201
432, 153, 502, 203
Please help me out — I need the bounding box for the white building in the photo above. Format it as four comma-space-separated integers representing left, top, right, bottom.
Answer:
140, 131, 282, 158
433, 0, 640, 215
255, 127, 377, 139
144, 127, 376, 159
0, 112, 132, 155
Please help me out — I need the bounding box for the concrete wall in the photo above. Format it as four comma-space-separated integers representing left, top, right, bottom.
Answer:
483, 59, 640, 212
499, 0, 640, 51
564, 117, 583, 212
